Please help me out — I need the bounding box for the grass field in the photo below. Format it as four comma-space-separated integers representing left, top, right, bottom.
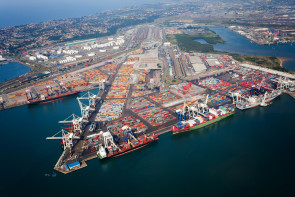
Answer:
229, 53, 291, 73
166, 30, 224, 53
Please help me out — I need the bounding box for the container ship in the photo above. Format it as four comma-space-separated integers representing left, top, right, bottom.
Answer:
27, 91, 80, 105
171, 104, 235, 135
235, 89, 281, 110
97, 126, 159, 159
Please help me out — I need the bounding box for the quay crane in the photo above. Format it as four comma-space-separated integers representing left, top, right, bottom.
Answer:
25, 89, 33, 100
46, 85, 54, 96
58, 114, 85, 134
122, 126, 138, 147
58, 82, 68, 93
97, 127, 159, 160
176, 94, 209, 126
77, 91, 98, 120
89, 80, 105, 90
274, 76, 295, 91
197, 95, 209, 114
46, 129, 80, 150
231, 92, 243, 105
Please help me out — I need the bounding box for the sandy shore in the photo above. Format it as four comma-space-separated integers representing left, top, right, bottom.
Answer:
278, 57, 291, 68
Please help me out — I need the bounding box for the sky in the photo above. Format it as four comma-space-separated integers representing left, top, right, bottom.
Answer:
0, 0, 171, 28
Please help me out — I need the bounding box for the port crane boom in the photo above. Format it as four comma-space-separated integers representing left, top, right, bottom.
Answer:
59, 113, 84, 133
46, 129, 80, 150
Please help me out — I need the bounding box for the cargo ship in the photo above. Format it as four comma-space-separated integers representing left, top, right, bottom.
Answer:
97, 127, 158, 159
235, 90, 281, 110
171, 104, 235, 135
28, 91, 80, 105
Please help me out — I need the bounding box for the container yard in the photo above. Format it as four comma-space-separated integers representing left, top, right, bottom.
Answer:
95, 99, 125, 121
149, 91, 181, 106
99, 63, 118, 74
129, 97, 155, 113
138, 108, 175, 126
106, 116, 147, 135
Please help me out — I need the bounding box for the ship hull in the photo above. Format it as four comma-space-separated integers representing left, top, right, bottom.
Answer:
112, 141, 153, 158
172, 112, 234, 135
236, 92, 281, 110
28, 91, 80, 105
98, 138, 158, 160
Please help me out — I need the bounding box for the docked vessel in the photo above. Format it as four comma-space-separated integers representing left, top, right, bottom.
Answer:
235, 90, 281, 110
171, 104, 235, 135
27, 91, 80, 105
97, 126, 159, 159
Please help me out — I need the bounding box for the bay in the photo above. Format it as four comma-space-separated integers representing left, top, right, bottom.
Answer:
208, 26, 295, 71
0, 62, 31, 83
0, 0, 167, 28
0, 90, 295, 196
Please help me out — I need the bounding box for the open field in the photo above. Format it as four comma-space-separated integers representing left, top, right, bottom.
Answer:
229, 53, 292, 73
166, 30, 224, 53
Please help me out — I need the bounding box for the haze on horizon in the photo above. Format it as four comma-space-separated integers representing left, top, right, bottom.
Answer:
0, 0, 171, 28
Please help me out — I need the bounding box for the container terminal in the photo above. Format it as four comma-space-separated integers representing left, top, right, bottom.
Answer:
1, 25, 295, 174
45, 43, 295, 174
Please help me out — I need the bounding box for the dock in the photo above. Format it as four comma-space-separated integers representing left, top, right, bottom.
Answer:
284, 90, 295, 99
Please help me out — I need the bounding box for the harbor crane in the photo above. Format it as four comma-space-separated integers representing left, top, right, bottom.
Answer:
231, 92, 243, 104
46, 85, 54, 96
197, 94, 209, 114
59, 82, 68, 93
77, 98, 90, 120
59, 114, 85, 133
77, 91, 98, 120
103, 131, 120, 151
89, 80, 105, 90
46, 129, 80, 150
271, 76, 295, 91
188, 104, 199, 119
122, 126, 137, 144
25, 89, 33, 100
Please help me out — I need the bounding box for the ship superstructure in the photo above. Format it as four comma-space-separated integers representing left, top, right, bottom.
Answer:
171, 97, 235, 134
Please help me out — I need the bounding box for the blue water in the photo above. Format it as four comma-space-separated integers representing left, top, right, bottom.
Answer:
208, 26, 295, 71
1, 3, 295, 197
0, 62, 31, 83
0, 0, 167, 28
0, 91, 295, 197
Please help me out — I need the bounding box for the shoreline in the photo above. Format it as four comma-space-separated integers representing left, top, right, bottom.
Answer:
278, 57, 292, 68
279, 57, 286, 68
0, 61, 31, 83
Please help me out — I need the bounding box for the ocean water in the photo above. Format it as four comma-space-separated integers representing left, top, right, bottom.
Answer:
209, 26, 295, 71
0, 0, 167, 28
0, 62, 31, 83
1, 4, 295, 197
0, 91, 295, 197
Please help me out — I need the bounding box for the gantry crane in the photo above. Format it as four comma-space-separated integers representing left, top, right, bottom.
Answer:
46, 129, 80, 150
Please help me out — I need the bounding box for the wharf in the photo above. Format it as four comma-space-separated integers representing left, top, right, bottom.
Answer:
55, 125, 172, 175
284, 90, 295, 99
54, 161, 87, 175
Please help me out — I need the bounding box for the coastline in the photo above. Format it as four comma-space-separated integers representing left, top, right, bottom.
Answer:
0, 62, 31, 83
279, 57, 293, 68
279, 57, 287, 67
